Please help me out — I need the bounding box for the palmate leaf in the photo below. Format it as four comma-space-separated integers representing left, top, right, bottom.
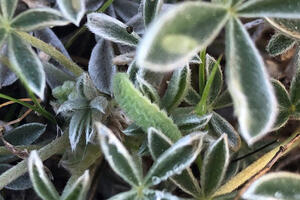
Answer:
144, 132, 202, 187
161, 66, 191, 112
266, 18, 300, 40
201, 134, 229, 198
266, 33, 295, 57
237, 0, 300, 18
96, 123, 142, 187
142, 0, 163, 27
28, 151, 60, 200
8, 33, 46, 99
113, 73, 182, 142
243, 172, 300, 200
225, 17, 277, 145
61, 171, 90, 200
87, 13, 141, 47
57, 0, 86, 26
1, 0, 18, 19
148, 128, 201, 197
136, 2, 229, 71
11, 8, 69, 32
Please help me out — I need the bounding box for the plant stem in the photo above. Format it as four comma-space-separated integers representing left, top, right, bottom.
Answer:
65, 0, 114, 49
17, 31, 84, 77
199, 49, 206, 96
0, 145, 41, 155
0, 133, 69, 190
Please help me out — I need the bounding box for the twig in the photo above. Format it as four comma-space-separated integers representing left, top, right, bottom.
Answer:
234, 134, 300, 200
244, 19, 264, 30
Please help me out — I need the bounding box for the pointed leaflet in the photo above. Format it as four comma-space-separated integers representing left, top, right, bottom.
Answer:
271, 80, 291, 130
201, 134, 229, 197
69, 111, 88, 150
142, 0, 163, 27
243, 172, 300, 200
137, 2, 229, 71
28, 151, 60, 200
225, 18, 277, 145
148, 128, 201, 196
1, 0, 18, 19
209, 112, 241, 151
57, 0, 86, 26
173, 113, 212, 134
8, 33, 46, 99
161, 66, 191, 112
144, 132, 202, 187
88, 39, 116, 94
237, 0, 300, 18
11, 8, 69, 32
113, 73, 182, 142
266, 33, 295, 57
96, 123, 142, 186
61, 171, 90, 200
108, 190, 137, 200
211, 90, 232, 110
266, 18, 300, 40
136, 75, 160, 105
87, 13, 140, 47
290, 50, 300, 106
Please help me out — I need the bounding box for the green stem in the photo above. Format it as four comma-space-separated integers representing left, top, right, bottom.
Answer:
199, 49, 206, 96
17, 31, 84, 77
0, 133, 69, 190
65, 0, 114, 49
0, 145, 41, 155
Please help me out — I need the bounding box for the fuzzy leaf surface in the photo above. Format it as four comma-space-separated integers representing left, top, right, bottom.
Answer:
57, 0, 86, 26
144, 132, 202, 186
8, 33, 46, 99
113, 73, 181, 142
143, 0, 163, 26
1, 0, 18, 19
143, 189, 182, 200
96, 123, 142, 186
266, 18, 300, 40
11, 8, 68, 32
136, 75, 160, 105
201, 134, 229, 197
173, 113, 212, 134
28, 151, 60, 200
87, 13, 140, 47
161, 66, 191, 112
290, 51, 300, 105
108, 190, 137, 200
237, 0, 300, 18
243, 172, 300, 200
225, 18, 277, 145
137, 2, 229, 71
266, 33, 295, 57
69, 111, 88, 150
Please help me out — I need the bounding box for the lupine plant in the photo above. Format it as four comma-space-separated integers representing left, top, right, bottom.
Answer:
0, 0, 300, 200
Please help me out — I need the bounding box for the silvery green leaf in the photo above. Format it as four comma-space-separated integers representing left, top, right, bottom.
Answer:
96, 123, 142, 186
210, 90, 232, 110
126, 13, 145, 35
136, 75, 160, 105
142, 0, 163, 27
0, 28, 7, 49
57, 0, 86, 26
89, 39, 116, 94
123, 123, 143, 137
57, 99, 88, 114
266, 33, 295, 57
161, 66, 191, 112
144, 132, 202, 186
0, 44, 18, 88
271, 80, 291, 130
76, 73, 99, 100
237, 0, 300, 18
69, 111, 88, 150
0, 164, 32, 190
225, 18, 277, 145
136, 2, 229, 71
209, 112, 241, 151
266, 18, 300, 40
290, 51, 300, 105
143, 189, 182, 200
2, 123, 46, 146
184, 87, 201, 106
206, 54, 223, 105
201, 134, 229, 197
243, 172, 300, 200
113, 0, 140, 21
61, 171, 90, 200
52, 81, 75, 103
43, 62, 74, 89
8, 33, 46, 99
87, 13, 141, 47
11, 8, 69, 31
28, 151, 60, 200
90, 96, 108, 114
173, 113, 212, 134
1, 0, 18, 19
148, 128, 201, 196
108, 190, 137, 200
127, 60, 140, 84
